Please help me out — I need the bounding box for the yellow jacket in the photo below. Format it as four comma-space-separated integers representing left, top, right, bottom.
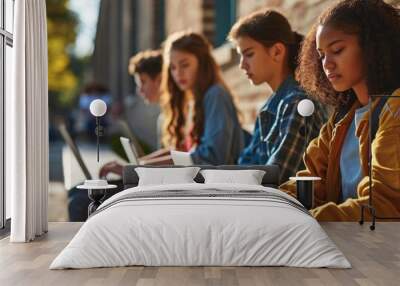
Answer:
280, 89, 400, 221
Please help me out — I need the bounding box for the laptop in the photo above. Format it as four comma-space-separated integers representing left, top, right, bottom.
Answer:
58, 124, 92, 180
119, 137, 140, 165
117, 119, 145, 157
170, 150, 194, 166
59, 124, 126, 189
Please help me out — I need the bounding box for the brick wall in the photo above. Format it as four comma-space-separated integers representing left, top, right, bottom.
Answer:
165, 0, 400, 130
165, 0, 203, 35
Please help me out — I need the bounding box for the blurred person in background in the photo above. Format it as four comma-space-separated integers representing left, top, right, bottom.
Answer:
99, 50, 164, 178
130, 50, 163, 105
130, 49, 164, 147
70, 51, 163, 221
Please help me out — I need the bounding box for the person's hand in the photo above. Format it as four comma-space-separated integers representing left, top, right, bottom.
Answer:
99, 161, 123, 178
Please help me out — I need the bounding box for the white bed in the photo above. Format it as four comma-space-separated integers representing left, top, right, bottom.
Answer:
50, 183, 351, 269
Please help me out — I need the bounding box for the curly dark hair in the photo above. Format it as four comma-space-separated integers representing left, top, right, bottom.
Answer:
228, 9, 303, 73
297, 0, 400, 107
128, 50, 163, 79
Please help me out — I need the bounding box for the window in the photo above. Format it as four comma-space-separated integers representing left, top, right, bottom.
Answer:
1, 0, 14, 232
202, 0, 237, 48
214, 0, 236, 47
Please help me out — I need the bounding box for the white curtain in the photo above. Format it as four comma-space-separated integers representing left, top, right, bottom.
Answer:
8, 0, 49, 242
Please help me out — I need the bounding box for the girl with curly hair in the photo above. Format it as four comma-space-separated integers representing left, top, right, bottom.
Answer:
280, 0, 400, 221
228, 9, 327, 183
158, 31, 244, 164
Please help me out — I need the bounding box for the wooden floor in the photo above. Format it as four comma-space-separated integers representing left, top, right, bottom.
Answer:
0, 222, 399, 286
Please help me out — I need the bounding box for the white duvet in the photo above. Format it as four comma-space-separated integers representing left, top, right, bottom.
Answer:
50, 183, 351, 269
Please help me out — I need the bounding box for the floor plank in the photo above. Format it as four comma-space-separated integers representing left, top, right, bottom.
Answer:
0, 222, 399, 286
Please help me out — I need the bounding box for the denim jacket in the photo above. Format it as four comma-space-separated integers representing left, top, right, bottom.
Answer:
239, 75, 327, 183
190, 84, 244, 165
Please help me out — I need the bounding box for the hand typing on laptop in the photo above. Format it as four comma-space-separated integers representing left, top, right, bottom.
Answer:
99, 161, 124, 178
98, 137, 198, 178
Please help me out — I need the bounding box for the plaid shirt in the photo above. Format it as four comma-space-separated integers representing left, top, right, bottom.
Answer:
238, 75, 327, 183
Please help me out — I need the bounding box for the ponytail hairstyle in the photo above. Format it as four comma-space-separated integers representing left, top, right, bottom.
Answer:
161, 31, 234, 149
297, 0, 400, 107
228, 9, 304, 73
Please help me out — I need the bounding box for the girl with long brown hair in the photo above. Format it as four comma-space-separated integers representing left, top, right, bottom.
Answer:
160, 31, 243, 164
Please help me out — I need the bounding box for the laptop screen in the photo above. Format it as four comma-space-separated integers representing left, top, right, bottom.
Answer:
58, 124, 92, 180
120, 137, 139, 165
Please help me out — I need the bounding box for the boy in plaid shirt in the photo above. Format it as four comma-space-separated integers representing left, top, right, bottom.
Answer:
229, 9, 327, 183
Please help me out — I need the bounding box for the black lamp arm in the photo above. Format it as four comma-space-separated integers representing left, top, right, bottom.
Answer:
95, 117, 104, 162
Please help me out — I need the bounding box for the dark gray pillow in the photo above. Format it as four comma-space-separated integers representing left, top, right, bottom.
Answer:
123, 164, 280, 189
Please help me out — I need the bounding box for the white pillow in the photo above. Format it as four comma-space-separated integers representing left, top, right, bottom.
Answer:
135, 167, 201, 186
200, 169, 266, 185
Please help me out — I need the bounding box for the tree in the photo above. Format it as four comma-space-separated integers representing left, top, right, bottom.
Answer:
46, 0, 79, 111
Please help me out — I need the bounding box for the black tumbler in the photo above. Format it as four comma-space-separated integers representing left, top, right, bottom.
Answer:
296, 180, 314, 210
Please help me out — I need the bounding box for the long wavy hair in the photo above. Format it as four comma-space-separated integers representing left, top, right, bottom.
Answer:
297, 0, 400, 107
161, 31, 233, 149
228, 9, 304, 73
